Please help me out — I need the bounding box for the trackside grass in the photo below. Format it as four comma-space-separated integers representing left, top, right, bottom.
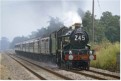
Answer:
90, 42, 120, 72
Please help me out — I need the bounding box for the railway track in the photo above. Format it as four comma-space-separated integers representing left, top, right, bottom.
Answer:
7, 54, 72, 80
89, 69, 120, 79
7, 52, 120, 80
8, 54, 46, 80
69, 69, 119, 80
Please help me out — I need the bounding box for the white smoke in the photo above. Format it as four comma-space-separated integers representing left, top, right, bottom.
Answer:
62, 11, 82, 27
60, 0, 83, 27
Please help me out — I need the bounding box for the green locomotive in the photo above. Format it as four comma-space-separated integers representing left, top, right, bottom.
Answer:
15, 23, 96, 70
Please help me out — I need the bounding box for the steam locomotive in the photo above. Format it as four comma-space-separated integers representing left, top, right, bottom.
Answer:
15, 23, 96, 70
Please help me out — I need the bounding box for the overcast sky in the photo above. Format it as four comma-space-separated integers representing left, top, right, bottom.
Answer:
0, 0, 120, 41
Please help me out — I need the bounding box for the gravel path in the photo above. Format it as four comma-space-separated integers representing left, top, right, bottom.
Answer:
0, 52, 39, 80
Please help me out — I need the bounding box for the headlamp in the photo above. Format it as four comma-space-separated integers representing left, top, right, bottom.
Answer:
89, 55, 94, 60
68, 55, 73, 60
89, 51, 93, 54
69, 50, 72, 54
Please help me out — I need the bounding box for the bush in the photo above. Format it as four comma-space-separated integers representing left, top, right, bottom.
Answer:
90, 41, 120, 72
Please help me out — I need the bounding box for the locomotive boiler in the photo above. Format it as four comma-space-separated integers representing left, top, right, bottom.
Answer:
15, 23, 96, 70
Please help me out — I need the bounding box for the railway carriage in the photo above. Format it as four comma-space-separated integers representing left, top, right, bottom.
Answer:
15, 23, 96, 70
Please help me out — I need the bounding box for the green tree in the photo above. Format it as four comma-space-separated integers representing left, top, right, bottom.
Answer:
94, 20, 105, 42
82, 11, 105, 43
78, 10, 120, 43
100, 11, 120, 42
81, 11, 93, 42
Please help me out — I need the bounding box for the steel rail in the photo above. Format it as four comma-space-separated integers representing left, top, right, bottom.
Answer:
89, 69, 120, 79
8, 53, 72, 80
70, 70, 107, 80
8, 54, 46, 80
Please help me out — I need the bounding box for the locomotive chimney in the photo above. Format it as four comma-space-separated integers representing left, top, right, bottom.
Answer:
74, 23, 81, 29
71, 23, 81, 29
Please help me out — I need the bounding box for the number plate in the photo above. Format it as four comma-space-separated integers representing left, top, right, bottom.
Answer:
75, 34, 85, 41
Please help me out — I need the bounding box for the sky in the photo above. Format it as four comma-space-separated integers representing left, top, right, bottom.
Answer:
0, 0, 120, 42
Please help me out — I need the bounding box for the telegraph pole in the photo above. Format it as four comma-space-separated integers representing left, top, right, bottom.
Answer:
92, 0, 95, 44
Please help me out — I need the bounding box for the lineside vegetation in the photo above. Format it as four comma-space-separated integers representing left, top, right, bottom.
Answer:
90, 41, 120, 72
